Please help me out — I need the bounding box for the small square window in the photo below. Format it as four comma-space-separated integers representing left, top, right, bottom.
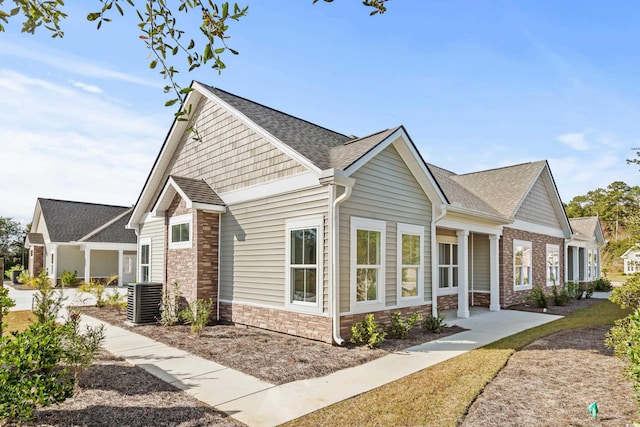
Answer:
169, 214, 192, 249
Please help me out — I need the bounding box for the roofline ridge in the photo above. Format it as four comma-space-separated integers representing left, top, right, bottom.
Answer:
342, 127, 396, 146
38, 197, 130, 210
456, 159, 546, 177
426, 162, 458, 176
78, 207, 134, 242
199, 82, 351, 141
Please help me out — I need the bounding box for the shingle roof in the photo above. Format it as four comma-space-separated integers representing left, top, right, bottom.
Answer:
26, 233, 44, 245
170, 176, 225, 206
38, 198, 135, 243
329, 127, 400, 170
451, 161, 547, 218
569, 216, 600, 240
81, 209, 137, 244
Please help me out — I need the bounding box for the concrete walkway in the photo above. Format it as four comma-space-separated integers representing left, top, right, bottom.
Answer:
79, 308, 561, 427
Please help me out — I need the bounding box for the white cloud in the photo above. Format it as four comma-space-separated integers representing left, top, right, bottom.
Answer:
70, 80, 104, 94
0, 69, 166, 222
556, 133, 591, 151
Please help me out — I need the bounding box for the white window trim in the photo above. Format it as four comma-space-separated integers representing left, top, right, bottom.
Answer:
139, 237, 151, 283
546, 244, 560, 286
513, 239, 532, 290
169, 213, 192, 249
350, 217, 386, 313
437, 236, 459, 296
397, 223, 424, 305
285, 216, 323, 314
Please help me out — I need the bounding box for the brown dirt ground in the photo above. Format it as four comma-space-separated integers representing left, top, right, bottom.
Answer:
25, 350, 245, 427
462, 325, 638, 426
508, 297, 602, 316
76, 306, 464, 385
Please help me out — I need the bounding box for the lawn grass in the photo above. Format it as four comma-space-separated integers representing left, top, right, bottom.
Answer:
284, 300, 630, 427
3, 310, 34, 335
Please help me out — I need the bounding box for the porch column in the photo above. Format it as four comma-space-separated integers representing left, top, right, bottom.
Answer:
457, 229, 469, 318
563, 243, 569, 284
582, 248, 588, 281
572, 246, 579, 282
596, 247, 601, 279
84, 249, 91, 284
118, 250, 124, 286
489, 234, 500, 311
50, 244, 58, 283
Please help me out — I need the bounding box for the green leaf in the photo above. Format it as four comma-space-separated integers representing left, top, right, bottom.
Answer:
149, 60, 157, 69
86, 12, 101, 21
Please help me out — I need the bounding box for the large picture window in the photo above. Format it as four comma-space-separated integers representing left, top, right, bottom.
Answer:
438, 241, 458, 291
351, 217, 386, 311
285, 217, 322, 311
140, 238, 150, 282
546, 244, 559, 286
397, 223, 424, 302
169, 214, 192, 249
514, 240, 532, 289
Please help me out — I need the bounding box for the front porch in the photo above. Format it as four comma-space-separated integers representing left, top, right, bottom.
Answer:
566, 244, 600, 283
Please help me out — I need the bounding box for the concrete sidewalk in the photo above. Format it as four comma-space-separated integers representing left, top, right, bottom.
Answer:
81, 308, 561, 427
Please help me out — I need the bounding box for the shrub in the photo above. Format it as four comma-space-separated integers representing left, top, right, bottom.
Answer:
423, 310, 447, 334
17, 270, 35, 287
0, 286, 15, 337
581, 281, 595, 299
60, 271, 79, 287
386, 311, 422, 339
525, 284, 548, 308
350, 314, 386, 348
180, 298, 214, 335
60, 310, 105, 384
103, 290, 127, 312
32, 270, 67, 324
4, 265, 23, 281
160, 281, 183, 326
551, 285, 570, 306
593, 277, 613, 292
79, 281, 107, 308
564, 281, 583, 300
606, 308, 640, 406
610, 275, 640, 309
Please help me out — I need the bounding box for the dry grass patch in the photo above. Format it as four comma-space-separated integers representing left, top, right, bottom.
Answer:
4, 310, 34, 333
284, 301, 631, 427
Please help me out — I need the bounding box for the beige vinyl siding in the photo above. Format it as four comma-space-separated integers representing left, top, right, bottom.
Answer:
515, 176, 561, 228
139, 218, 165, 283
56, 245, 84, 277
339, 145, 433, 313
89, 250, 118, 277
35, 212, 50, 243
469, 233, 490, 292
145, 98, 306, 212
220, 186, 329, 310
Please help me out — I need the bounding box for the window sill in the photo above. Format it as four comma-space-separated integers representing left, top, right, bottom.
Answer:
169, 241, 192, 250
513, 285, 532, 291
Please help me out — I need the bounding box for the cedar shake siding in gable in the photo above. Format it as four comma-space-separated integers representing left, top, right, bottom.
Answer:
338, 145, 433, 313
515, 176, 562, 228
219, 185, 330, 311
145, 98, 307, 213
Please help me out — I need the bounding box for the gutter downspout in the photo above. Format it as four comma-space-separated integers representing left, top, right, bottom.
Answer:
431, 204, 447, 317
217, 213, 222, 322
331, 183, 353, 346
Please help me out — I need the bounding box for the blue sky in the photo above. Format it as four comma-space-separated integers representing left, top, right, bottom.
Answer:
1, 1, 639, 222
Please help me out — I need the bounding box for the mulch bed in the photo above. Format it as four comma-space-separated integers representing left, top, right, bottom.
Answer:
461, 325, 637, 426
26, 350, 245, 427
76, 306, 464, 385
508, 297, 602, 316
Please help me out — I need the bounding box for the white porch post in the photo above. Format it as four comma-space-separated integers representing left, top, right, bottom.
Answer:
582, 248, 588, 281
572, 246, 579, 282
563, 243, 569, 284
50, 244, 58, 283
84, 249, 91, 284
489, 234, 500, 311
457, 229, 469, 318
118, 250, 124, 286
596, 247, 601, 279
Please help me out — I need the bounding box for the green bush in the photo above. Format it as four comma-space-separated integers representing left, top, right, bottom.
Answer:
423, 310, 447, 333
350, 314, 386, 348
525, 284, 548, 308
4, 265, 23, 281
60, 271, 79, 287
564, 281, 583, 300
593, 277, 613, 292
60, 310, 105, 383
610, 275, 640, 309
160, 281, 183, 327
606, 308, 640, 406
103, 290, 127, 312
180, 298, 214, 335
386, 311, 422, 339
17, 270, 34, 286
0, 286, 15, 337
32, 270, 67, 324
581, 281, 595, 299
79, 281, 107, 308
551, 285, 570, 306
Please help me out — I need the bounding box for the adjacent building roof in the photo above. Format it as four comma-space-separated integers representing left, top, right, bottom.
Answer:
37, 198, 136, 243
25, 233, 45, 246
170, 176, 225, 206
569, 216, 606, 245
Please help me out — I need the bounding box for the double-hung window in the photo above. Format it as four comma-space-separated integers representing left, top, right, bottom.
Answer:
438, 239, 458, 292
286, 217, 322, 311
140, 238, 151, 282
351, 217, 386, 311
514, 240, 532, 289
169, 214, 192, 249
397, 223, 424, 301
546, 244, 559, 286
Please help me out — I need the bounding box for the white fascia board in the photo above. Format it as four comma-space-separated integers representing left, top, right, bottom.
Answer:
510, 219, 566, 239
219, 171, 321, 205
445, 205, 511, 225
128, 89, 203, 229
343, 127, 447, 206
191, 203, 226, 213
193, 82, 321, 176
437, 218, 504, 236
78, 242, 137, 251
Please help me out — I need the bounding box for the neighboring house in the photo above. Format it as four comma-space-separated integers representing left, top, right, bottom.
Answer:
621, 243, 640, 275
25, 198, 137, 286
127, 82, 575, 344
567, 217, 606, 281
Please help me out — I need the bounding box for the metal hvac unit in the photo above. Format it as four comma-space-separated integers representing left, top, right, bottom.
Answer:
127, 282, 163, 324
